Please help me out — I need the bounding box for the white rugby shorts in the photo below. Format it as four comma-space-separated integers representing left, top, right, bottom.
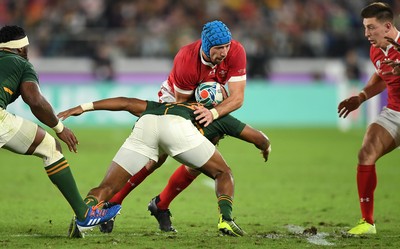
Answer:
158, 80, 176, 103
113, 114, 215, 175
374, 107, 400, 146
0, 108, 37, 153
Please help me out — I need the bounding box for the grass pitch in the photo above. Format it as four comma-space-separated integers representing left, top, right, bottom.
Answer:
0, 127, 400, 249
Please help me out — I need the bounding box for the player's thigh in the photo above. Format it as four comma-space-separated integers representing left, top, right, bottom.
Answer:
120, 115, 160, 162
364, 107, 400, 155
373, 107, 400, 146
1, 110, 37, 154
361, 123, 397, 160
197, 149, 232, 179
173, 139, 215, 169
113, 147, 156, 176
159, 115, 206, 156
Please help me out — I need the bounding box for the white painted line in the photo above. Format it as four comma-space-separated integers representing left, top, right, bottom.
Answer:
285, 224, 334, 246
11, 234, 43, 237
307, 233, 334, 246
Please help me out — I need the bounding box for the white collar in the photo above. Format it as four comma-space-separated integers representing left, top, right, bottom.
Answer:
199, 48, 216, 68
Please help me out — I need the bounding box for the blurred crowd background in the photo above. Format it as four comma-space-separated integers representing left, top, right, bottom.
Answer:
0, 0, 399, 80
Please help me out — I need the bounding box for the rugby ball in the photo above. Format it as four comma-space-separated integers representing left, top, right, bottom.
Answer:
195, 82, 224, 106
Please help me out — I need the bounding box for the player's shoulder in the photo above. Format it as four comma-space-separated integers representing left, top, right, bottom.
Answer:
0, 52, 35, 71
230, 39, 243, 46
230, 40, 245, 50
227, 40, 246, 57
173, 40, 200, 64
369, 45, 382, 60
173, 40, 201, 67
177, 40, 201, 54
0, 51, 27, 63
146, 100, 163, 109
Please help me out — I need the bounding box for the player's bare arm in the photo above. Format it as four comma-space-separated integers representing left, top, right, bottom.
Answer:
21, 81, 60, 128
195, 80, 245, 127
216, 80, 246, 116
20, 81, 78, 152
58, 97, 148, 120
338, 73, 386, 118
238, 125, 271, 162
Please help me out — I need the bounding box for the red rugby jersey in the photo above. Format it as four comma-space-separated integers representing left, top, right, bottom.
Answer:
167, 39, 246, 95
370, 33, 400, 111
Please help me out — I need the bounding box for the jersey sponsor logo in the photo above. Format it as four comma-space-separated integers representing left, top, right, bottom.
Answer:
237, 68, 246, 74
375, 60, 383, 75
3, 86, 13, 95
208, 69, 216, 76
218, 70, 227, 78
375, 60, 381, 70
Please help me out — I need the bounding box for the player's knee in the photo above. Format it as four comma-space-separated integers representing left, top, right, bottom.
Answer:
33, 132, 64, 166
186, 166, 201, 177
358, 146, 378, 164
211, 165, 232, 180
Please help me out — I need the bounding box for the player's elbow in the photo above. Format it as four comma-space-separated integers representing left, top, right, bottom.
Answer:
26, 97, 47, 112
233, 94, 244, 109
254, 132, 270, 151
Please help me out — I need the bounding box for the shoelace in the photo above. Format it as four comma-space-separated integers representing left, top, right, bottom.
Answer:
87, 201, 107, 218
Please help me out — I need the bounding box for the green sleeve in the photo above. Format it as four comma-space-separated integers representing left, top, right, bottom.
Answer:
22, 61, 39, 84
203, 115, 246, 140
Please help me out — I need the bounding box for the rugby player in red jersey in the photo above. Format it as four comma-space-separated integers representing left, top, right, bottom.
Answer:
338, 2, 400, 235
105, 20, 249, 233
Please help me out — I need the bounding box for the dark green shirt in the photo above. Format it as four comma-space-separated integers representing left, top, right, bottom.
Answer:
0, 51, 39, 109
144, 101, 246, 141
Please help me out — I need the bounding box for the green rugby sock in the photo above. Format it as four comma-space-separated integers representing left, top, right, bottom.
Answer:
218, 194, 233, 221
84, 195, 99, 206
45, 158, 87, 220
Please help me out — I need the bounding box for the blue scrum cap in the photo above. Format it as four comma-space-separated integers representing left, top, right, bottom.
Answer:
201, 20, 232, 58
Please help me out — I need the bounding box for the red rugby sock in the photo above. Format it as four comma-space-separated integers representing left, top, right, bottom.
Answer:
157, 165, 198, 210
357, 164, 377, 224
109, 167, 150, 204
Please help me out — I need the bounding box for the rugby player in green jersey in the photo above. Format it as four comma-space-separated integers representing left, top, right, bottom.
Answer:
58, 97, 271, 237
0, 25, 121, 235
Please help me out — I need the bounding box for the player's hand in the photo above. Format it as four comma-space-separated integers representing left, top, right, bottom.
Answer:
261, 144, 271, 162
56, 126, 79, 153
338, 96, 362, 118
385, 36, 400, 52
57, 106, 84, 121
381, 59, 400, 75
194, 105, 214, 127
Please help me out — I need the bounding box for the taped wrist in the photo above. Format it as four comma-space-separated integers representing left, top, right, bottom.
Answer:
210, 108, 219, 120
80, 102, 94, 112
51, 120, 64, 133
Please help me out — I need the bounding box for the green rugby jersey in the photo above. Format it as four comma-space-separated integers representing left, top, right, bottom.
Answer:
144, 101, 246, 141
0, 51, 39, 109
